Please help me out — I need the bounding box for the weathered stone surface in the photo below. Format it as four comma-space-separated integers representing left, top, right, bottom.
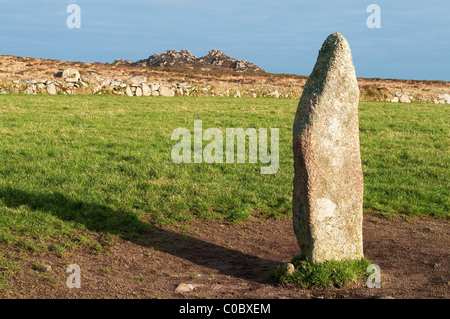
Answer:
141, 83, 151, 96
47, 83, 57, 95
110, 79, 122, 88
23, 85, 36, 94
151, 83, 160, 91
38, 265, 52, 272
83, 72, 101, 83
279, 263, 295, 276
135, 87, 143, 96
62, 68, 81, 82
125, 85, 133, 96
174, 283, 195, 293
399, 94, 411, 103
437, 93, 450, 104
159, 86, 174, 97
126, 76, 147, 85
272, 90, 280, 98
292, 33, 364, 263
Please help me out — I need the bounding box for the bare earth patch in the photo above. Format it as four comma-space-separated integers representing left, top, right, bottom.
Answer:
1, 213, 448, 299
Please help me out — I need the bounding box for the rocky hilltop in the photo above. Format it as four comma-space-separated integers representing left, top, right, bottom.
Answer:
112, 49, 266, 73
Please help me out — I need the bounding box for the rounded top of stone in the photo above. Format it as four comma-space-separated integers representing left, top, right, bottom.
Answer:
330, 32, 343, 38
299, 32, 358, 104
319, 32, 351, 59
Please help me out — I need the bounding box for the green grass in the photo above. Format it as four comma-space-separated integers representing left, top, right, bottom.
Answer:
0, 95, 448, 257
0, 252, 17, 289
268, 256, 372, 289
359, 102, 449, 216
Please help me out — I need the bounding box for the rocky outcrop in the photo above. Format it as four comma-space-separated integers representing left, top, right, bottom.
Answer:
115, 49, 266, 73
111, 59, 134, 66
199, 49, 265, 73
135, 49, 198, 68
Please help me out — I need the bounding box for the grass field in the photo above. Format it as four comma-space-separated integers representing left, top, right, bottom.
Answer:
0, 95, 448, 286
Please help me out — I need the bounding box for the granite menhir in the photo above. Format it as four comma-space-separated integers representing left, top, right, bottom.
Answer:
292, 33, 364, 263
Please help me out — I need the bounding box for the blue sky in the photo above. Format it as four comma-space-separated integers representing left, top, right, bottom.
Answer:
0, 0, 449, 80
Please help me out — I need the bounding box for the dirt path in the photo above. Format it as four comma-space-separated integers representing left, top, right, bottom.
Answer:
1, 213, 449, 299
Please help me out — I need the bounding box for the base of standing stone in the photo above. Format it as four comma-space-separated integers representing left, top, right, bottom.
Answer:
270, 256, 371, 289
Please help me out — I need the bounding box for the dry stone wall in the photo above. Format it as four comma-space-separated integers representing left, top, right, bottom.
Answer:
0, 68, 299, 98
0, 68, 448, 103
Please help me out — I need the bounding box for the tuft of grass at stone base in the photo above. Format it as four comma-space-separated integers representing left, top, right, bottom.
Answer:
269, 256, 372, 289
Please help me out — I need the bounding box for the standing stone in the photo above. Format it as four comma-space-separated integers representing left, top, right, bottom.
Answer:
135, 87, 143, 96
292, 33, 364, 263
